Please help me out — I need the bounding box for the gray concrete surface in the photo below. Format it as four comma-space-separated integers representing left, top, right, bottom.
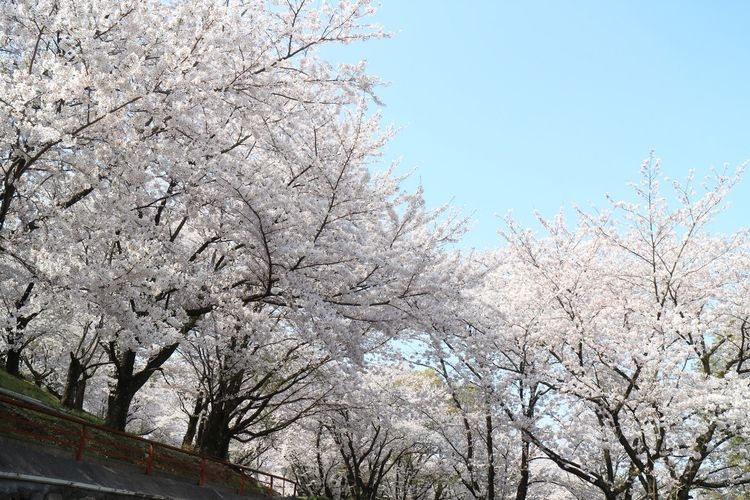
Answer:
0, 436, 271, 500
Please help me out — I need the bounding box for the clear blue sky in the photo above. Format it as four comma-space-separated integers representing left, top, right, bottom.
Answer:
336, 1, 750, 249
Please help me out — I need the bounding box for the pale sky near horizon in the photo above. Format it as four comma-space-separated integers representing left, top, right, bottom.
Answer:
332, 1, 750, 249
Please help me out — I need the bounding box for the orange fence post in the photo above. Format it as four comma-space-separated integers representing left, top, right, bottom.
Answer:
145, 443, 155, 475
199, 458, 206, 486
75, 424, 87, 461
239, 474, 245, 495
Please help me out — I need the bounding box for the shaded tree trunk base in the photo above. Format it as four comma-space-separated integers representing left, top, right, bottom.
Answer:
5, 349, 21, 377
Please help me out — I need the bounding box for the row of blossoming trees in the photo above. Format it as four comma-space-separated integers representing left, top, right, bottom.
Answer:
1, 1, 749, 499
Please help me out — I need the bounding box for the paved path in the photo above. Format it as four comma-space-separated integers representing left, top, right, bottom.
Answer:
0, 435, 270, 499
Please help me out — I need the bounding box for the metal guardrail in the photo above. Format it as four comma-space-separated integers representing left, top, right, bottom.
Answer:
0, 393, 297, 497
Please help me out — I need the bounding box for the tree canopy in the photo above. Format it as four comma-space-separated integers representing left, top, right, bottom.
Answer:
1, 2, 749, 499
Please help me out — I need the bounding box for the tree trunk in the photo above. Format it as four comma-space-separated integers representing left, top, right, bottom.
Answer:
485, 412, 495, 500
433, 483, 445, 500
195, 406, 234, 460
74, 377, 87, 410
672, 485, 690, 500
515, 438, 530, 500
5, 348, 21, 377
647, 475, 659, 500
105, 379, 138, 431
181, 392, 204, 450
5, 282, 38, 377
62, 354, 85, 408
104, 343, 180, 430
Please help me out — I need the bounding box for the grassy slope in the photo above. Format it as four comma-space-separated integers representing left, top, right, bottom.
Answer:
0, 368, 60, 405
0, 368, 103, 424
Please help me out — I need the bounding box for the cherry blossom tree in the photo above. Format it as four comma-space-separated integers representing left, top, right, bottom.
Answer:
177, 319, 332, 460
409, 160, 749, 500
5, 3, 750, 499
285, 365, 450, 500
496, 160, 750, 499
2, 0, 465, 433
407, 249, 552, 500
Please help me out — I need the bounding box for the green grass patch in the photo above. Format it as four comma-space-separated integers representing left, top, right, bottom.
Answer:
0, 368, 103, 425
0, 368, 61, 406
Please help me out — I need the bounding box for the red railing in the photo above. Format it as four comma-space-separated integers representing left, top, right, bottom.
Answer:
0, 393, 297, 497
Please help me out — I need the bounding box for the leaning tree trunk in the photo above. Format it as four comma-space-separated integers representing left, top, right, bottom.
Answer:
5, 281, 39, 377
105, 380, 138, 431
104, 315, 200, 430
181, 391, 205, 450
104, 343, 180, 430
5, 282, 38, 377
